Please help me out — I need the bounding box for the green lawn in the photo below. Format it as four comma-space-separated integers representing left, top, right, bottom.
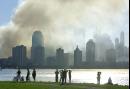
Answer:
0, 82, 128, 89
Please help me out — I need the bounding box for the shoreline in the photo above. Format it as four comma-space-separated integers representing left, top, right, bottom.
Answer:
0, 80, 128, 86
0, 81, 128, 89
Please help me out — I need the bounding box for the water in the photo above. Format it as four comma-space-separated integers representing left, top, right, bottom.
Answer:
0, 69, 129, 85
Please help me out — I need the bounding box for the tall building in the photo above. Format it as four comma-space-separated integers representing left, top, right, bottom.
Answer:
64, 53, 73, 67
106, 48, 116, 65
95, 34, 114, 62
12, 45, 27, 67
56, 48, 64, 68
46, 56, 56, 67
86, 39, 95, 64
115, 38, 120, 59
74, 46, 82, 67
120, 31, 124, 47
115, 38, 120, 49
119, 31, 125, 57
116, 31, 128, 62
32, 31, 44, 47
31, 31, 45, 67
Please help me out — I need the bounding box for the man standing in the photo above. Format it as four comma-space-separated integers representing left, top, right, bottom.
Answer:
32, 68, 36, 81
55, 69, 59, 83
26, 68, 30, 82
63, 69, 68, 84
60, 70, 64, 85
68, 70, 72, 83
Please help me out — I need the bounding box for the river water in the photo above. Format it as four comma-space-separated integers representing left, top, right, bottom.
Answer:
0, 69, 129, 85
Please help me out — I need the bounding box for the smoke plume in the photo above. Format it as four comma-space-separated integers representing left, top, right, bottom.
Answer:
0, 0, 129, 58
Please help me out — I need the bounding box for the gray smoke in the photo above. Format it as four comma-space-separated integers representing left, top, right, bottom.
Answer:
94, 34, 114, 61
0, 0, 129, 58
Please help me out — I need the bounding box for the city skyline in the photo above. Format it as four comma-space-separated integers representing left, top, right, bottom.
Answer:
0, 30, 129, 69
0, 0, 129, 58
0, 30, 129, 60
0, 1, 129, 88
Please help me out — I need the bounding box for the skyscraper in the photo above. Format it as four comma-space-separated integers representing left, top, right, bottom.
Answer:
64, 53, 73, 67
115, 32, 128, 62
56, 48, 64, 68
31, 31, 45, 67
106, 48, 116, 65
120, 31, 124, 47
115, 38, 120, 59
120, 31, 125, 57
115, 38, 119, 49
74, 46, 82, 67
86, 39, 95, 64
46, 56, 56, 67
32, 31, 44, 47
12, 45, 27, 67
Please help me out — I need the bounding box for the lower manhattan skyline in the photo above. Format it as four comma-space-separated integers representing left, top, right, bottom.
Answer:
0, 30, 128, 68
0, 1, 129, 88
0, 0, 129, 59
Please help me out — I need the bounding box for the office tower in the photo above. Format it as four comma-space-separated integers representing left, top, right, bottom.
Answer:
106, 48, 116, 65
86, 39, 95, 64
12, 45, 27, 67
56, 48, 64, 68
120, 31, 124, 47
115, 38, 120, 49
64, 53, 73, 67
74, 46, 82, 67
31, 31, 45, 67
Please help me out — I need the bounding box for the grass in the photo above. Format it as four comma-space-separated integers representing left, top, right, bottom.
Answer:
0, 81, 128, 89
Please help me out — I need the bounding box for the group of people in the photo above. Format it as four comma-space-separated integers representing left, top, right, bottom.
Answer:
13, 69, 113, 85
97, 71, 113, 85
55, 69, 72, 85
13, 68, 36, 82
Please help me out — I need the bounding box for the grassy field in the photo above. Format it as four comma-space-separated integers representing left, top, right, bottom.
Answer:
0, 82, 128, 89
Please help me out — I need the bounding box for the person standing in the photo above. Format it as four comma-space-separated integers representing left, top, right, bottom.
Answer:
97, 72, 101, 84
68, 70, 72, 83
26, 68, 30, 82
17, 68, 21, 82
60, 70, 64, 85
63, 69, 68, 84
55, 69, 59, 83
32, 68, 36, 81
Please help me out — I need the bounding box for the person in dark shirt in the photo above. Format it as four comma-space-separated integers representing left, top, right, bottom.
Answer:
17, 68, 21, 82
26, 68, 30, 82
63, 69, 68, 84
55, 69, 59, 83
68, 70, 72, 83
32, 68, 36, 81
108, 77, 113, 85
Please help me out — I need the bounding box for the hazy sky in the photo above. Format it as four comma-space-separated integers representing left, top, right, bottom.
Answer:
0, 0, 129, 57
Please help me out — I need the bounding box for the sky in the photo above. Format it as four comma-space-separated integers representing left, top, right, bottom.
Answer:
0, 0, 129, 58
0, 0, 18, 25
